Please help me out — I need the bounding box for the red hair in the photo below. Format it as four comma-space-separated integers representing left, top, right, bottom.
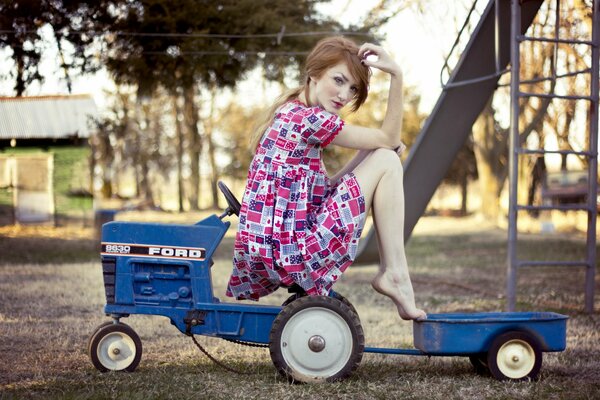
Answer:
304, 36, 371, 112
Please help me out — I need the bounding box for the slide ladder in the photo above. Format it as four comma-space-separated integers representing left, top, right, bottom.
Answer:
506, 0, 599, 313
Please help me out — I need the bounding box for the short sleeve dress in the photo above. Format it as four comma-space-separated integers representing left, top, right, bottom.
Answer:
226, 100, 367, 300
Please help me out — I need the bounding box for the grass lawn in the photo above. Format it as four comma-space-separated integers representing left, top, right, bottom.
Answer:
0, 215, 598, 399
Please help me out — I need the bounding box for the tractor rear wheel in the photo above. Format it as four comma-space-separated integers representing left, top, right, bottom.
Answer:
281, 291, 359, 317
269, 296, 364, 383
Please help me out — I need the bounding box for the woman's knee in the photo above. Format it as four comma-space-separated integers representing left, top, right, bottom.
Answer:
353, 148, 403, 187
371, 148, 403, 175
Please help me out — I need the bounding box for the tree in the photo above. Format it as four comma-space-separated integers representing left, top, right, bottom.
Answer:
472, 98, 508, 221
92, 86, 176, 208
0, 1, 45, 96
217, 100, 259, 183
472, 0, 594, 221
88, 0, 371, 209
171, 91, 186, 212
201, 81, 223, 209
2, 0, 374, 209
0, 0, 105, 95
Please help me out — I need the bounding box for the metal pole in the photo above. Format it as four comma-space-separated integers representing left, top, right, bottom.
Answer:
585, 0, 599, 314
495, 0, 501, 74
554, 0, 560, 78
507, 0, 522, 312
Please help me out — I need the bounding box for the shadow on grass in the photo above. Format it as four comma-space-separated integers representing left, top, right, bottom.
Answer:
0, 235, 98, 264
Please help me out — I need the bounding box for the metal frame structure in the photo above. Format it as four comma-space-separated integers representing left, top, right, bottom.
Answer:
507, 0, 599, 313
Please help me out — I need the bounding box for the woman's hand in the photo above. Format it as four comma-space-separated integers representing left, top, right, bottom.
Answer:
358, 43, 401, 77
395, 141, 407, 156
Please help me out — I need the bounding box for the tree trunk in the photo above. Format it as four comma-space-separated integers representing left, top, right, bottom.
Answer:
138, 154, 153, 205
474, 151, 504, 221
15, 56, 25, 97
460, 172, 468, 216
517, 158, 532, 206
56, 40, 72, 94
527, 156, 546, 216
184, 85, 201, 210
472, 98, 508, 222
172, 95, 186, 212
134, 98, 154, 206
93, 130, 114, 199
206, 83, 219, 209
136, 128, 154, 206
207, 129, 219, 209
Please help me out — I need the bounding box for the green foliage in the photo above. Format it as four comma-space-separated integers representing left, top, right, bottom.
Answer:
1, 1, 372, 97
83, 0, 368, 94
0, 187, 11, 206
0, 1, 44, 95
0, 0, 102, 95
217, 101, 262, 181
51, 146, 93, 214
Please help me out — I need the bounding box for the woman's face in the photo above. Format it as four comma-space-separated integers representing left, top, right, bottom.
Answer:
309, 62, 359, 115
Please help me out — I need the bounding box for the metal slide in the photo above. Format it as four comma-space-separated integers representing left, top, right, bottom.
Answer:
355, 0, 544, 263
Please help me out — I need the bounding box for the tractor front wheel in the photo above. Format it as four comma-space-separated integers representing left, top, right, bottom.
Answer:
89, 322, 142, 372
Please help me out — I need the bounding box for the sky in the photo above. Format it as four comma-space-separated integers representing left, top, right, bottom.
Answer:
0, 1, 480, 115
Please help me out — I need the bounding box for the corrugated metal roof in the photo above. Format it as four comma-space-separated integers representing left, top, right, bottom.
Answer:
0, 94, 98, 140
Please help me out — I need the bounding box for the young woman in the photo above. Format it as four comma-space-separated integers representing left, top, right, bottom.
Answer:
226, 36, 426, 321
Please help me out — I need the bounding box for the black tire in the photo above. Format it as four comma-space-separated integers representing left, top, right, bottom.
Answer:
281, 291, 359, 317
281, 293, 304, 307
330, 291, 360, 317
487, 331, 542, 381
270, 296, 364, 383
469, 353, 489, 376
87, 321, 115, 356
89, 322, 142, 373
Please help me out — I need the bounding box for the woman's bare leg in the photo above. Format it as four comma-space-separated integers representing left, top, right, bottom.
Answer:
351, 148, 426, 320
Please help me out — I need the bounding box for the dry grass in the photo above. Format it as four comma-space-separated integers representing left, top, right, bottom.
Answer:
0, 215, 599, 399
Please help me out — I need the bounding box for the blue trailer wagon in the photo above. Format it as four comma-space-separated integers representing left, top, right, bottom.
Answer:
88, 182, 568, 383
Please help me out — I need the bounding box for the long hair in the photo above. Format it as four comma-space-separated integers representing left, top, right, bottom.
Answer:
249, 36, 371, 150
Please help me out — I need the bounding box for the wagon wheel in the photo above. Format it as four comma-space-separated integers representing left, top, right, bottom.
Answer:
468, 353, 489, 376
486, 331, 542, 381
89, 322, 142, 372
269, 296, 364, 383
282, 291, 359, 317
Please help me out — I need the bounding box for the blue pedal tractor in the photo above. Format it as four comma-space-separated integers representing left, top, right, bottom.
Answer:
88, 182, 568, 382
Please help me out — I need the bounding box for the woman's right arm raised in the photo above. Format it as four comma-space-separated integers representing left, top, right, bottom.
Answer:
331, 44, 404, 151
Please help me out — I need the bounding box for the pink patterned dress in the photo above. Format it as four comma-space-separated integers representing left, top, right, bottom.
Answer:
226, 100, 366, 300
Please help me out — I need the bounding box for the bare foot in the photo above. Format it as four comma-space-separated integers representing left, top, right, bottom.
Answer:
371, 270, 427, 321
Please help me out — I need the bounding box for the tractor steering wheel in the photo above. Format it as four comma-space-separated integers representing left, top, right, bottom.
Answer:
218, 181, 241, 217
